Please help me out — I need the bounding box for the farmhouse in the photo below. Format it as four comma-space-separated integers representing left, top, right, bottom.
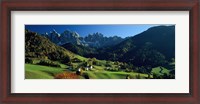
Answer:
85, 65, 93, 71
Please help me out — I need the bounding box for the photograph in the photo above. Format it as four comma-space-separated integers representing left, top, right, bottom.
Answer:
25, 25, 175, 79
2, 0, 200, 103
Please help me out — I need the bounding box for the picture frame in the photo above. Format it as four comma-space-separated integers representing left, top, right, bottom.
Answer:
0, 0, 199, 103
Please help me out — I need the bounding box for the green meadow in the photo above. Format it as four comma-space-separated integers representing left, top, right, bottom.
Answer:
25, 64, 151, 79
25, 26, 175, 79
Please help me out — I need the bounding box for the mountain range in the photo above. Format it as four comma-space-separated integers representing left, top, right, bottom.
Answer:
25, 30, 73, 63
95, 26, 175, 67
41, 29, 124, 48
26, 25, 175, 68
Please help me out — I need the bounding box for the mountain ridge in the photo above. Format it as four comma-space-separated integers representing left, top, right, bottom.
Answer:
38, 29, 124, 48
26, 25, 175, 68
94, 25, 175, 67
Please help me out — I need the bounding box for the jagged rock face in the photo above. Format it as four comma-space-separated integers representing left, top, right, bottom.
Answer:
60, 30, 82, 45
44, 29, 61, 44
84, 33, 103, 48
41, 29, 123, 48
84, 32, 123, 48
84, 32, 104, 42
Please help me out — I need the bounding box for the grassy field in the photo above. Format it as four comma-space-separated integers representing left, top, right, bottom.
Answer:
151, 66, 170, 75
25, 64, 151, 79
84, 70, 151, 79
25, 56, 173, 79
25, 64, 66, 79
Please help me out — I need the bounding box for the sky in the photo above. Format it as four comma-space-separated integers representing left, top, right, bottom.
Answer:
25, 25, 171, 38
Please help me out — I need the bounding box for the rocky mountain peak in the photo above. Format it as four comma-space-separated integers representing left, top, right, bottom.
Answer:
40, 29, 123, 48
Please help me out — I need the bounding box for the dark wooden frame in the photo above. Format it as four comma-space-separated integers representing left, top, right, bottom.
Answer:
0, 0, 199, 103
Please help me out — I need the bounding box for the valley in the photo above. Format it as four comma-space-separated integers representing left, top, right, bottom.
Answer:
25, 25, 175, 79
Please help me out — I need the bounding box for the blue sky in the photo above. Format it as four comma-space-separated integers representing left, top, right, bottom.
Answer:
25, 25, 171, 38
